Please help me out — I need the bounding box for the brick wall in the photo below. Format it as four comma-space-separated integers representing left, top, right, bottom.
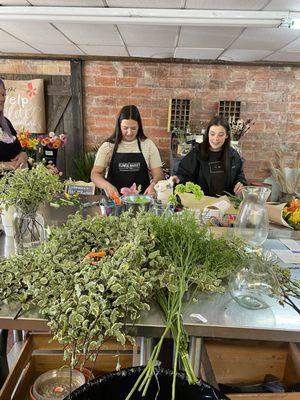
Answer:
1, 58, 299, 182
83, 61, 300, 182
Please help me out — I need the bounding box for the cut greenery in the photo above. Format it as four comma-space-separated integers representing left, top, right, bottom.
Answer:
0, 210, 293, 399
0, 163, 63, 214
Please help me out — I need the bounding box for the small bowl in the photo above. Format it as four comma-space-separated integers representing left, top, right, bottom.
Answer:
32, 368, 85, 400
122, 195, 153, 212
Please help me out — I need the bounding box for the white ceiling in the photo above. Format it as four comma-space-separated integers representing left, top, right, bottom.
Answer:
1, 0, 300, 62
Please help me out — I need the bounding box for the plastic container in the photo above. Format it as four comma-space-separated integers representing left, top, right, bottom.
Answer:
32, 368, 85, 400
63, 366, 228, 400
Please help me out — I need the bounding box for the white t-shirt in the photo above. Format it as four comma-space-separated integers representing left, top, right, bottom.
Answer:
94, 138, 163, 170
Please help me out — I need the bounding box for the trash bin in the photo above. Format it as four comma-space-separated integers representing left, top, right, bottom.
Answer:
63, 366, 228, 400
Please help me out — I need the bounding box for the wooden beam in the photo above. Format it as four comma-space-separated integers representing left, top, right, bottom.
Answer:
68, 59, 84, 175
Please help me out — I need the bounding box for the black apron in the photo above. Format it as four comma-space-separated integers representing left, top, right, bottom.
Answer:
106, 139, 150, 193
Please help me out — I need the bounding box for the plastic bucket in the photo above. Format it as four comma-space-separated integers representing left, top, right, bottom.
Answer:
63, 366, 228, 400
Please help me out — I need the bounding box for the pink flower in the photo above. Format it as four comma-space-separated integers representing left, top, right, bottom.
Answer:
121, 183, 140, 196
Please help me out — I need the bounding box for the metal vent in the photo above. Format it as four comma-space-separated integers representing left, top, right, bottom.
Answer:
218, 100, 241, 120
168, 98, 190, 132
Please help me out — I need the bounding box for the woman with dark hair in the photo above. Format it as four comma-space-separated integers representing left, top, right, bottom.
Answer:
0, 79, 28, 172
91, 105, 164, 195
171, 115, 247, 197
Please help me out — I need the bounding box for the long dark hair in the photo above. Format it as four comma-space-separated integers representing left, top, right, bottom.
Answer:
200, 115, 231, 173
0, 79, 13, 137
107, 105, 147, 155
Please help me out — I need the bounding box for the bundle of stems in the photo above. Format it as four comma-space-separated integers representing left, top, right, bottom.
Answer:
125, 215, 200, 400
126, 213, 246, 400
228, 116, 254, 141
269, 151, 300, 194
272, 265, 300, 315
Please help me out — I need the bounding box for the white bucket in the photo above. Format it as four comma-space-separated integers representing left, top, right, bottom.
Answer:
1, 205, 15, 237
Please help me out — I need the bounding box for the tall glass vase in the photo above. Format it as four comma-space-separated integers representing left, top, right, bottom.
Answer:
13, 209, 45, 254
235, 186, 271, 249
231, 186, 275, 310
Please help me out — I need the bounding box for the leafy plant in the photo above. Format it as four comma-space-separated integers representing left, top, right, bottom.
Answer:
174, 181, 204, 200
223, 191, 242, 209
271, 265, 300, 315
73, 149, 97, 182
0, 210, 289, 399
0, 163, 63, 214
172, 127, 186, 145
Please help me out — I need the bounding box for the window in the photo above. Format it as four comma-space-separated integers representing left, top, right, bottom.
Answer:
168, 98, 190, 132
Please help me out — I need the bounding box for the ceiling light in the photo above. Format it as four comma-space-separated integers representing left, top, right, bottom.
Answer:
0, 7, 297, 28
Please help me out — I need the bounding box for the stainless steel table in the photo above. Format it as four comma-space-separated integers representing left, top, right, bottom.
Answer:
0, 224, 299, 375
0, 234, 299, 338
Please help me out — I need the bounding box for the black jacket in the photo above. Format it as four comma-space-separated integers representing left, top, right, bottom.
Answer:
175, 144, 247, 196
0, 118, 22, 162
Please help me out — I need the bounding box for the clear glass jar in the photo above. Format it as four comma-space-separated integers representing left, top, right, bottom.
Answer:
13, 209, 45, 254
150, 201, 174, 216
235, 186, 271, 249
229, 258, 279, 310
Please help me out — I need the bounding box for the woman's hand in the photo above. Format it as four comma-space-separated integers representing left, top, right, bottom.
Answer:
0, 160, 18, 171
11, 152, 28, 169
144, 183, 156, 197
104, 182, 119, 197
233, 181, 244, 195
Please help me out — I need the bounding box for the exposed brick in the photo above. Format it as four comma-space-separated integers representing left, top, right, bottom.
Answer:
4, 58, 300, 182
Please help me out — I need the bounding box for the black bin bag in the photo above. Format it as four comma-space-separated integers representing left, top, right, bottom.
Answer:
63, 366, 229, 400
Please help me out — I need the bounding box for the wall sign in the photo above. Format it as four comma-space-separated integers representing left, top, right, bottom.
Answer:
3, 79, 46, 133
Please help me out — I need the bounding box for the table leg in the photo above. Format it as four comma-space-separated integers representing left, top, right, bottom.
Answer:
0, 329, 9, 388
188, 336, 202, 377
139, 337, 154, 365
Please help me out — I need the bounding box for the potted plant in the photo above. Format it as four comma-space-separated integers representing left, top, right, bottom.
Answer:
172, 127, 190, 156
0, 163, 63, 252
73, 148, 97, 182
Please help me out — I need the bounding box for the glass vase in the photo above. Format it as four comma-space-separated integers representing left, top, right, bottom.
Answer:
235, 186, 271, 249
229, 258, 279, 310
13, 209, 45, 254
231, 140, 241, 155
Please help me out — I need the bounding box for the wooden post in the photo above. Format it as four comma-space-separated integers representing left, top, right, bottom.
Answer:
67, 59, 84, 177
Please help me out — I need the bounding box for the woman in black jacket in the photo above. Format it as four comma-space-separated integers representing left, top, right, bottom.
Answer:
0, 79, 28, 172
171, 115, 247, 197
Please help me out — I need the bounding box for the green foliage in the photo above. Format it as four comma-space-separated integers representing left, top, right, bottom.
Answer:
0, 210, 284, 396
271, 265, 300, 314
73, 149, 97, 182
223, 191, 242, 209
0, 163, 63, 214
174, 181, 204, 200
